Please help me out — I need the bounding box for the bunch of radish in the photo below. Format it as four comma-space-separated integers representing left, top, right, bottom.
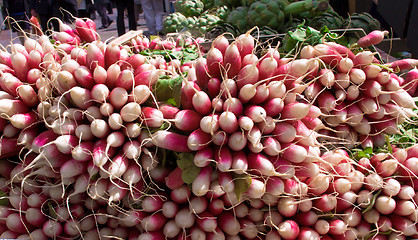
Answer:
0, 20, 417, 239
294, 40, 417, 150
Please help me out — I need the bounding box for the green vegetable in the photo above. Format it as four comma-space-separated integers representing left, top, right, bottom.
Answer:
248, 0, 285, 31
346, 12, 381, 33
175, 0, 205, 17
233, 173, 252, 201
153, 75, 183, 106
226, 6, 250, 34
163, 12, 187, 33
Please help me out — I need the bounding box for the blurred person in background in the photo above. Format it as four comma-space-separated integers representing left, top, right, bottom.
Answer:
141, 0, 164, 36
95, 0, 113, 29
134, 0, 142, 25
4, 0, 30, 44
115, 0, 136, 36
58, 0, 78, 22
30, 0, 58, 35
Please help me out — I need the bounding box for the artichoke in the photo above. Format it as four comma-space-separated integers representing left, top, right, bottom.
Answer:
214, 0, 241, 8
163, 12, 187, 33
226, 6, 250, 34
201, 0, 215, 10
174, 0, 205, 17
196, 14, 221, 34
180, 16, 199, 31
309, 12, 346, 30
248, 0, 285, 31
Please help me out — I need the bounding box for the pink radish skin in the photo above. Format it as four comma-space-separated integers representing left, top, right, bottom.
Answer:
90, 140, 112, 168
220, 78, 238, 99
277, 220, 300, 240
236, 63, 259, 89
195, 57, 210, 89
11, 52, 29, 82
106, 63, 121, 88
187, 129, 211, 151
247, 153, 281, 176
181, 81, 201, 109
280, 102, 310, 120
223, 97, 243, 116
236, 32, 255, 58
219, 111, 238, 134
314, 44, 342, 67
404, 68, 418, 95
116, 69, 135, 90
74, 18, 96, 42
140, 212, 166, 232
218, 171, 235, 193
152, 130, 191, 152
0, 73, 23, 97
174, 109, 202, 131
259, 55, 278, 81
324, 42, 356, 59
245, 105, 267, 123
8, 111, 38, 129
207, 77, 221, 98
192, 91, 212, 115
231, 150, 248, 174
357, 30, 389, 48
294, 211, 318, 226
86, 43, 104, 71
104, 43, 120, 68
175, 208, 196, 229
200, 114, 220, 134
337, 57, 354, 73
192, 166, 212, 196
74, 66, 94, 89
251, 84, 270, 104
206, 47, 223, 78
318, 68, 335, 87
273, 122, 296, 143
215, 146, 233, 172
242, 53, 258, 66
196, 212, 217, 232
223, 42, 241, 78
244, 177, 266, 199
43, 219, 63, 238
354, 51, 375, 67
140, 106, 163, 127
218, 212, 240, 236
228, 131, 247, 151
266, 176, 285, 196
165, 167, 184, 190
282, 144, 308, 163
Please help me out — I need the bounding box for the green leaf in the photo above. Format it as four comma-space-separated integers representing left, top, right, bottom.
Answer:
363, 147, 373, 155
233, 173, 252, 201
153, 75, 183, 107
0, 191, 9, 206
362, 189, 382, 214
176, 153, 195, 170
182, 165, 201, 184
48, 201, 58, 219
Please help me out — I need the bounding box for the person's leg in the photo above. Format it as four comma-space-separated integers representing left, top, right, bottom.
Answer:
115, 1, 126, 36
141, 0, 156, 35
153, 0, 165, 33
126, 0, 137, 31
96, 3, 109, 27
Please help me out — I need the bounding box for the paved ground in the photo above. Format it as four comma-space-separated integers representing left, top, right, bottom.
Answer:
0, 10, 150, 47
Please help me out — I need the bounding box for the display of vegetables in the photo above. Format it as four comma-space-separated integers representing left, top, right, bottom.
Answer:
0, 16, 418, 240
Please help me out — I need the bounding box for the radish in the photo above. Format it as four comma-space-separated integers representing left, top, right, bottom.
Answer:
223, 42, 241, 78
277, 220, 300, 239
357, 30, 389, 48
151, 130, 191, 152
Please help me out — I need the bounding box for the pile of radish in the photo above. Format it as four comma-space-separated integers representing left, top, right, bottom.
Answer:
0, 19, 417, 239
